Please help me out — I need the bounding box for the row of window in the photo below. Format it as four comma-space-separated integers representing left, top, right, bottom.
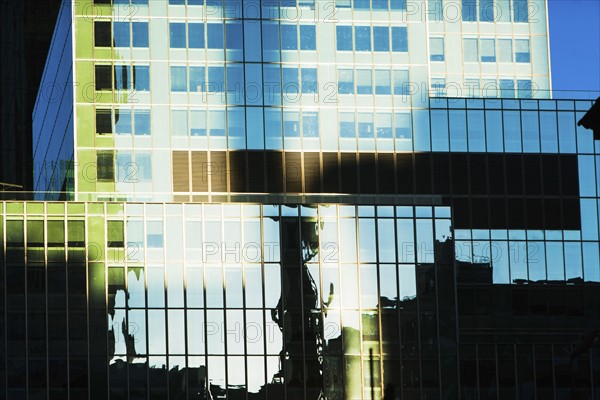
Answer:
430, 77, 533, 98
94, 65, 150, 91
336, 0, 408, 10
460, 0, 530, 23
464, 37, 530, 63
339, 111, 412, 139
96, 109, 151, 136
336, 25, 408, 52
94, 21, 149, 48
338, 68, 410, 95
96, 151, 152, 182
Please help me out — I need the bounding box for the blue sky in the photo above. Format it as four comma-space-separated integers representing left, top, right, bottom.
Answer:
548, 0, 600, 98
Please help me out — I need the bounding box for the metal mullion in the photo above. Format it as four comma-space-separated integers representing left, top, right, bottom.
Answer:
259, 206, 269, 400
276, 206, 287, 400
181, 205, 189, 400
201, 204, 209, 400
220, 207, 230, 398
160, 203, 170, 400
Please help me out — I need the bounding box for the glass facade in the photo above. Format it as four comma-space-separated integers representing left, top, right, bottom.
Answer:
14, 0, 600, 399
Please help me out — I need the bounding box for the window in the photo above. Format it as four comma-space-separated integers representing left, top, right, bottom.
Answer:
430, 37, 444, 61
500, 79, 515, 97
373, 27, 390, 52
284, 111, 300, 137
283, 68, 299, 95
135, 153, 153, 181
96, 109, 112, 134
354, 0, 370, 9
338, 69, 354, 94
190, 110, 207, 136
172, 110, 188, 136
281, 25, 298, 50
303, 112, 319, 137
208, 67, 225, 93
189, 23, 205, 48
480, 39, 496, 62
464, 78, 480, 97
393, 69, 409, 95
228, 108, 245, 138
132, 22, 149, 47
170, 23, 186, 48
340, 112, 355, 138
515, 39, 530, 63
428, 0, 443, 21
171, 66, 187, 92
114, 65, 131, 90
301, 68, 318, 94
95, 65, 112, 90
462, 0, 477, 21
357, 69, 373, 94
190, 66, 206, 92
372, 0, 388, 10
134, 66, 150, 91
390, 0, 406, 10
394, 112, 412, 139
375, 70, 391, 95
358, 113, 374, 138
431, 78, 446, 96
513, 0, 529, 22
517, 79, 533, 98
263, 22, 280, 51
113, 21, 130, 47
464, 38, 478, 62
336, 26, 353, 51
207, 23, 224, 49
300, 25, 316, 50
209, 110, 226, 136
97, 151, 115, 181
336, 0, 351, 7
498, 39, 513, 62
134, 110, 151, 136
115, 109, 132, 134
392, 27, 408, 52
226, 22, 243, 49
94, 21, 111, 47
107, 221, 125, 248
376, 113, 393, 138
355, 26, 371, 51
479, 0, 494, 21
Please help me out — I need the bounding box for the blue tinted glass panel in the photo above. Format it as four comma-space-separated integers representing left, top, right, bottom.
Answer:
390, 0, 406, 9
262, 22, 280, 50
226, 22, 243, 49
188, 23, 205, 49
171, 66, 188, 92
515, 39, 530, 63
134, 110, 151, 136
208, 67, 225, 92
462, 0, 476, 21
513, 0, 529, 22
132, 22, 149, 47
354, 0, 370, 9
303, 112, 319, 137
480, 0, 494, 21
301, 68, 318, 94
356, 69, 372, 94
281, 25, 298, 50
115, 109, 132, 134
340, 113, 356, 138
517, 80, 533, 98
189, 67, 206, 92
113, 22, 130, 47
134, 66, 150, 91
283, 68, 299, 94
170, 23, 186, 48
392, 27, 408, 52
300, 25, 316, 50
372, 0, 388, 9
207, 23, 224, 49
355, 26, 371, 51
336, 26, 352, 51
373, 27, 390, 52
338, 69, 354, 94
499, 79, 514, 98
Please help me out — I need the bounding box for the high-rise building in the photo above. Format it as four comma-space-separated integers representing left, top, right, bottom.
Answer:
3, 0, 600, 399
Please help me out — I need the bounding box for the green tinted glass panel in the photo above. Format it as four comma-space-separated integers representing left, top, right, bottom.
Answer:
108, 220, 125, 247
26, 203, 44, 214
6, 203, 24, 214
68, 220, 86, 246
27, 221, 44, 245
47, 221, 65, 245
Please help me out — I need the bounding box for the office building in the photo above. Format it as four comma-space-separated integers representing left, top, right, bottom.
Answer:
2, 0, 600, 399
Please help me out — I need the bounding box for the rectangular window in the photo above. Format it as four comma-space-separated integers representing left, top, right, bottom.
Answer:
207, 23, 224, 49
392, 27, 408, 52
172, 110, 188, 136
301, 68, 318, 94
515, 39, 530, 63
428, 0, 443, 21
262, 22, 280, 51
189, 66, 206, 92
94, 21, 111, 47
227, 107, 245, 138
113, 21, 130, 47
339, 112, 356, 138
465, 78, 480, 97
281, 24, 298, 50
208, 67, 225, 92
226, 22, 243, 49
500, 79, 515, 97
430, 37, 444, 61
358, 113, 374, 138
170, 23, 186, 48
464, 38, 478, 62
375, 70, 391, 95
134, 110, 151, 136
393, 69, 409, 95
372, 0, 388, 10
338, 69, 354, 94
188, 23, 205, 48
480, 39, 496, 62
303, 112, 319, 137
96, 109, 112, 134
95, 65, 112, 90
135, 153, 152, 181
209, 109, 226, 136
395, 112, 412, 139
517, 79, 533, 98
97, 151, 115, 181
300, 25, 316, 50
283, 68, 299, 95
390, 0, 407, 10
355, 26, 371, 51
133, 66, 150, 91
114, 65, 131, 90
462, 0, 477, 21
354, 0, 370, 9
171, 66, 187, 92
513, 0, 529, 22
336, 26, 353, 51
284, 111, 300, 137
479, 0, 494, 21
373, 27, 390, 52
498, 39, 513, 62
376, 113, 393, 138
190, 110, 207, 136
132, 22, 149, 47
115, 109, 132, 134
356, 69, 373, 95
